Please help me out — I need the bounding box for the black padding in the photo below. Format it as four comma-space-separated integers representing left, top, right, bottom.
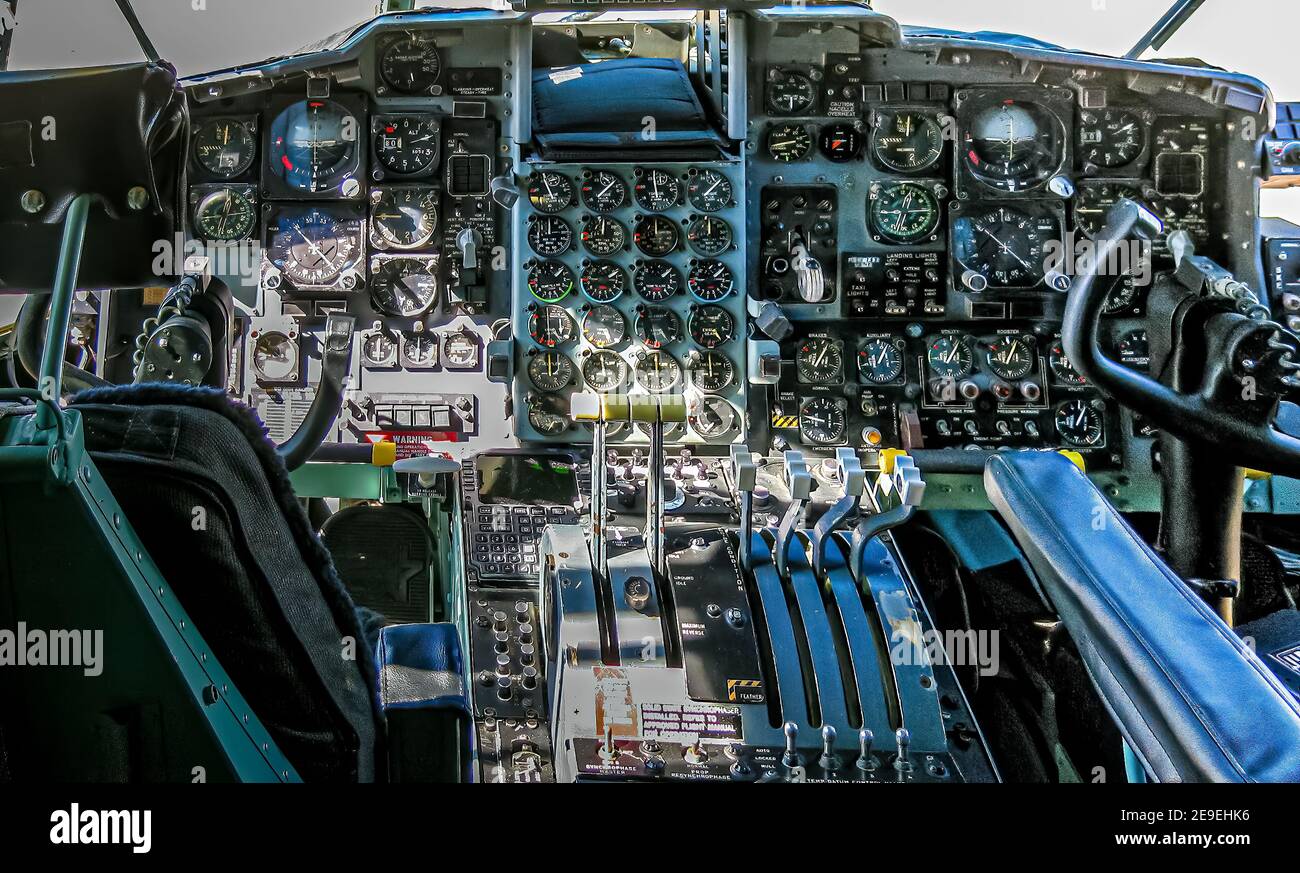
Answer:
321, 504, 434, 624
70, 384, 380, 782
985, 451, 1300, 783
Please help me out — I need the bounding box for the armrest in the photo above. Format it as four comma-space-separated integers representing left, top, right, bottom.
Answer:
376, 623, 473, 783
985, 451, 1300, 783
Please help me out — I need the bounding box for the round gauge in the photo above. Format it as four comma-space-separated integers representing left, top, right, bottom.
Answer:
528, 304, 575, 348
870, 182, 940, 244
371, 186, 438, 250
690, 351, 735, 393
375, 116, 438, 175
766, 124, 813, 163
582, 216, 627, 257
361, 331, 396, 368
766, 70, 815, 115
954, 205, 1056, 288
634, 421, 685, 442
818, 123, 863, 162
528, 172, 574, 214
268, 210, 359, 286
581, 171, 627, 212
267, 100, 359, 193
927, 335, 974, 380
252, 331, 299, 382
1102, 273, 1140, 315
985, 335, 1036, 380
1048, 340, 1087, 385
370, 258, 438, 317
528, 215, 573, 256
1077, 108, 1145, 169
858, 339, 904, 385
380, 37, 442, 94
402, 331, 439, 367
686, 216, 732, 256
580, 260, 627, 303
529, 395, 571, 437
1073, 181, 1146, 238
528, 350, 575, 392
442, 330, 479, 369
193, 187, 257, 241
194, 119, 256, 178
1116, 328, 1150, 372
796, 337, 844, 385
634, 169, 682, 212
687, 260, 734, 302
527, 260, 575, 303
872, 111, 944, 173
687, 169, 732, 212
635, 350, 682, 392
963, 100, 1063, 192
581, 305, 627, 349
634, 306, 680, 348
688, 305, 734, 349
1055, 399, 1103, 447
690, 396, 738, 439
583, 350, 629, 392
799, 397, 847, 446
633, 216, 679, 257
634, 260, 682, 302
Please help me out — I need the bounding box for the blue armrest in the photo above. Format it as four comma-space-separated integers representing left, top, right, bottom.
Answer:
376, 623, 473, 782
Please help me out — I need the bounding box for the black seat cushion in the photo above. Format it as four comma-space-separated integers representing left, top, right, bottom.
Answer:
70, 384, 381, 782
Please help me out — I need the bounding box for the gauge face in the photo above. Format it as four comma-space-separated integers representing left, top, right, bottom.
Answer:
527, 260, 575, 303
963, 100, 1063, 192
380, 37, 442, 94
691, 351, 735, 392
193, 187, 257, 241
687, 169, 732, 212
766, 70, 815, 115
582, 216, 627, 257
370, 258, 438, 316
766, 124, 813, 163
870, 182, 941, 245
371, 186, 438, 249
528, 215, 573, 256
268, 100, 359, 193
529, 394, 571, 436
633, 169, 682, 212
818, 123, 862, 162
375, 116, 438, 175
1073, 181, 1146, 238
362, 331, 397, 367
796, 337, 844, 385
635, 350, 681, 392
873, 111, 943, 173
1078, 108, 1145, 169
442, 331, 479, 369
690, 396, 737, 439
583, 350, 629, 392
858, 339, 904, 385
268, 210, 360, 286
581, 171, 627, 212
528, 172, 574, 214
581, 305, 627, 349
634, 306, 680, 348
402, 331, 439, 367
633, 216, 679, 257
528, 304, 574, 348
1048, 340, 1087, 385
1102, 273, 1141, 315
954, 205, 1057, 288
687, 305, 734, 349
985, 335, 1036, 380
799, 397, 847, 446
1116, 328, 1150, 372
687, 260, 734, 302
580, 260, 626, 303
927, 335, 974, 380
528, 350, 575, 392
686, 216, 732, 256
194, 119, 256, 178
253, 332, 299, 382
1055, 399, 1103, 447
634, 260, 682, 302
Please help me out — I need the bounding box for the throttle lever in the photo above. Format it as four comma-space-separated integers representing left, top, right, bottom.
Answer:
810, 447, 865, 579
849, 453, 925, 579
774, 450, 812, 581
729, 445, 760, 572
